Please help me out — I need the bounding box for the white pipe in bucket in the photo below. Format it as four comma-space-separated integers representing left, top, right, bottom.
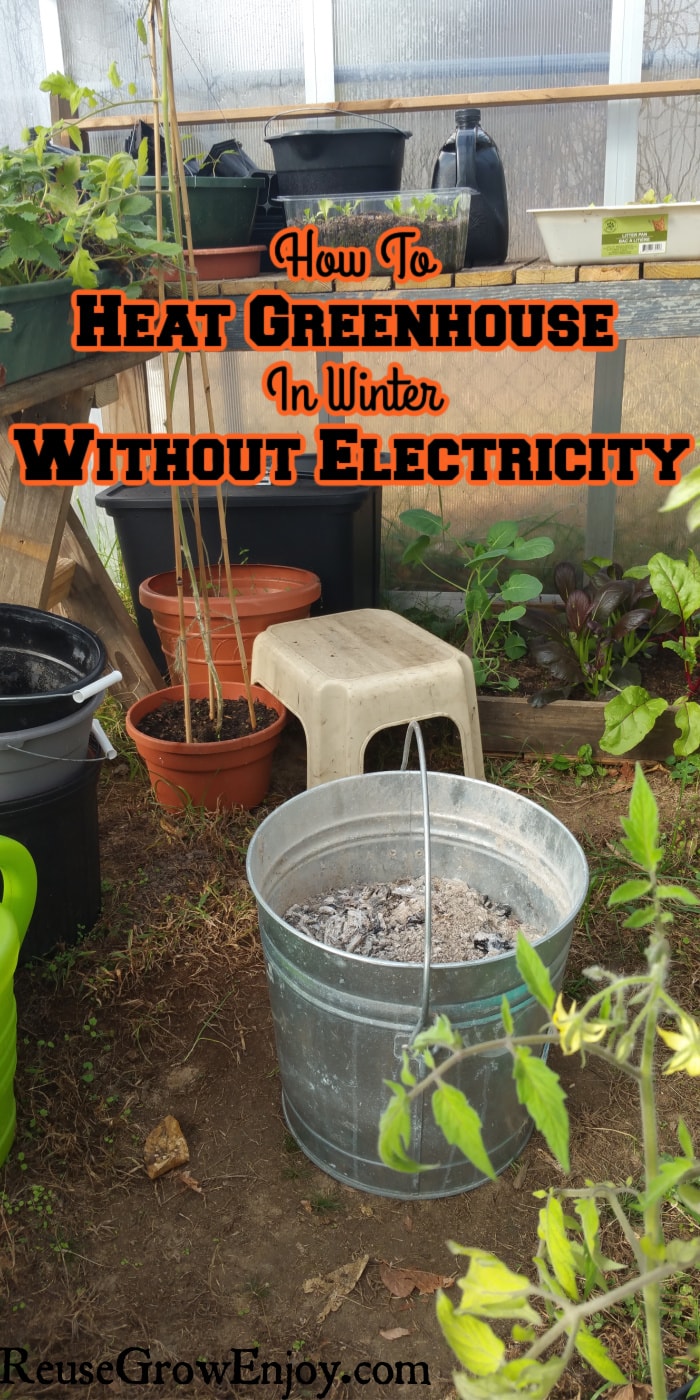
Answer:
72, 670, 122, 704
90, 718, 117, 761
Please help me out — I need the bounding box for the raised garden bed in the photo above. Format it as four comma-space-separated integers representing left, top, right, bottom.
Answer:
476, 691, 680, 760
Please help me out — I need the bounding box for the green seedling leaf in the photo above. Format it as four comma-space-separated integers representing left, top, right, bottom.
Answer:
67, 247, 100, 287
499, 572, 544, 604
136, 16, 148, 43
619, 764, 663, 874
622, 906, 657, 929
677, 1118, 694, 1158
436, 1292, 505, 1375
399, 507, 445, 537
608, 878, 652, 906
412, 1013, 463, 1053
513, 1048, 569, 1171
661, 464, 700, 512
497, 605, 526, 623
0, 310, 13, 332
574, 1325, 627, 1384
650, 550, 700, 620
107, 60, 121, 88
432, 1083, 496, 1181
538, 1195, 578, 1301
401, 534, 432, 565
674, 700, 700, 757
501, 996, 514, 1035
600, 687, 668, 756
507, 536, 555, 561
637, 1156, 697, 1210
515, 931, 555, 1013
656, 883, 700, 905
486, 520, 520, 550
377, 1083, 425, 1173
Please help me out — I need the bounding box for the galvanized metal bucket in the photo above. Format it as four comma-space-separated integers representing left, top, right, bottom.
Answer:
247, 757, 588, 1198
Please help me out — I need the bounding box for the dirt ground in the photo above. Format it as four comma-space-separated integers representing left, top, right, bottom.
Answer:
2, 718, 699, 1400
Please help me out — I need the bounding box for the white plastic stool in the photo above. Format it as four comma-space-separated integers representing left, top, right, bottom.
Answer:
251, 608, 484, 788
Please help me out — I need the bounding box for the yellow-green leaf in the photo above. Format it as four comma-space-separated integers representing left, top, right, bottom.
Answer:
574, 1325, 626, 1383
515, 931, 555, 1012
538, 1195, 578, 1301
432, 1084, 496, 1181
436, 1291, 505, 1375
513, 1047, 569, 1171
448, 1247, 540, 1323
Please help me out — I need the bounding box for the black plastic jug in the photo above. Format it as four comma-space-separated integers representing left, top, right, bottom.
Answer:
432, 109, 509, 267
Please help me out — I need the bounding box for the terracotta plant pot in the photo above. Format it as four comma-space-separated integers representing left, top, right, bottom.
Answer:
125, 682, 286, 811
164, 245, 266, 281
139, 564, 321, 686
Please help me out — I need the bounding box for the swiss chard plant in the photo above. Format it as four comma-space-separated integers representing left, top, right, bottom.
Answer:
0, 68, 179, 290
520, 558, 672, 705
399, 510, 554, 692
378, 766, 700, 1400
601, 550, 700, 757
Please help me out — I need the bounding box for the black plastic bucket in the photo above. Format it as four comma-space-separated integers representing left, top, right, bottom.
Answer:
0, 752, 101, 964
0, 606, 106, 733
264, 112, 410, 196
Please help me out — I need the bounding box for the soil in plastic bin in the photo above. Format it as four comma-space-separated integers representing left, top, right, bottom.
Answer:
318, 213, 464, 275
285, 875, 542, 963
136, 697, 279, 744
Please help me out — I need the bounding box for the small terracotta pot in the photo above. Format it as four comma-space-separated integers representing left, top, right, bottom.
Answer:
125, 682, 286, 811
139, 564, 321, 686
163, 245, 266, 281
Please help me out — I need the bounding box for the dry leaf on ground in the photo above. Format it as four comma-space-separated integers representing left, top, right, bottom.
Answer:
379, 1327, 411, 1341
303, 1255, 369, 1324
379, 1262, 454, 1298
143, 1115, 189, 1180
608, 1385, 652, 1400
178, 1171, 202, 1194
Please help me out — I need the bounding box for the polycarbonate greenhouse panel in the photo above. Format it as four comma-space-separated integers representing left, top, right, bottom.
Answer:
58, 0, 305, 166
638, 0, 700, 200
332, 0, 614, 259
0, 0, 51, 144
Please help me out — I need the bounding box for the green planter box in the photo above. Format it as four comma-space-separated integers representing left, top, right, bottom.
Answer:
139, 176, 261, 250
0, 280, 81, 386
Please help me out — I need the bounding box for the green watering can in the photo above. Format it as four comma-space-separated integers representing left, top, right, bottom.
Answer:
0, 836, 37, 1167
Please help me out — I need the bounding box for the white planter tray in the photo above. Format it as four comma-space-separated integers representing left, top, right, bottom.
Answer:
529, 202, 700, 265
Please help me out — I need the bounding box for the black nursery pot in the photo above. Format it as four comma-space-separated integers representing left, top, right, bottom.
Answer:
0, 605, 106, 734
264, 118, 410, 197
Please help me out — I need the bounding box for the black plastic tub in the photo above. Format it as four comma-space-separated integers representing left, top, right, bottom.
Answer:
96, 462, 382, 672
0, 606, 107, 733
264, 115, 410, 197
0, 752, 101, 965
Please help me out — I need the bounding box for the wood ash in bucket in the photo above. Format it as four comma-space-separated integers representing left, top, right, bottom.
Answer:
284, 877, 542, 963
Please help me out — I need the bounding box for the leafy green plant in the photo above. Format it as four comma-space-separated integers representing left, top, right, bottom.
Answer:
399, 509, 554, 691
0, 69, 179, 289
378, 766, 700, 1400
384, 192, 461, 222
601, 551, 700, 757
521, 558, 669, 704
543, 744, 606, 785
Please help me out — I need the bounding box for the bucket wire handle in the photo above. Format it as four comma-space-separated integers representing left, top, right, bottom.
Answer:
399, 721, 433, 1041
264, 107, 407, 139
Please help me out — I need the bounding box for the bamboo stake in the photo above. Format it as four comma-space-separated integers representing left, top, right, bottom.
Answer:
147, 2, 192, 744
155, 0, 257, 729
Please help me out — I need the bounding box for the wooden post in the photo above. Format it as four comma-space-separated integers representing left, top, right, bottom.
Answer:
0, 388, 93, 607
